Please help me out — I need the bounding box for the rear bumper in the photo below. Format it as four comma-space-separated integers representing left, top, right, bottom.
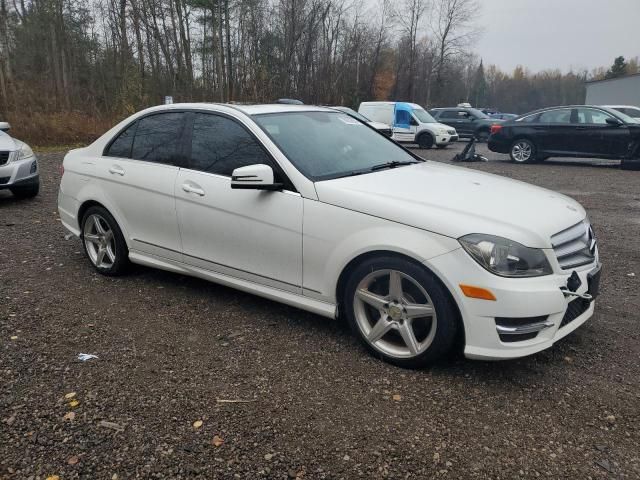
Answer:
0, 154, 39, 189
426, 248, 599, 361
487, 137, 510, 154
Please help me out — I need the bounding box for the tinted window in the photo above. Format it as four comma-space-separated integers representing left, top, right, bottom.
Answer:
576, 108, 614, 125
105, 122, 136, 158
131, 113, 186, 164
190, 113, 274, 176
439, 110, 460, 119
395, 110, 411, 125
538, 109, 572, 124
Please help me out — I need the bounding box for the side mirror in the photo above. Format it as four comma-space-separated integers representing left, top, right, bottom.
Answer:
0, 121, 11, 132
231, 164, 283, 191
606, 117, 623, 127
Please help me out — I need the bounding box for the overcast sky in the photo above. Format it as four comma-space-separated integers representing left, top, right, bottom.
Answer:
474, 0, 640, 73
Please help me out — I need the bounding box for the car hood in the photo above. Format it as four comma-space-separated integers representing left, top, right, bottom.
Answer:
315, 161, 586, 248
0, 131, 18, 151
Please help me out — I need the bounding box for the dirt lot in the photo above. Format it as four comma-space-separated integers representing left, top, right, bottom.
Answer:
1, 144, 639, 479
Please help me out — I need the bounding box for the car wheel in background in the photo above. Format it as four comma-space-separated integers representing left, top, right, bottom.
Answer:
343, 256, 459, 368
10, 181, 39, 199
510, 139, 536, 164
475, 129, 490, 142
417, 133, 434, 149
81, 206, 130, 276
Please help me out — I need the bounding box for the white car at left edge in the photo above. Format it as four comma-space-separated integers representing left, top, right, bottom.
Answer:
0, 121, 39, 198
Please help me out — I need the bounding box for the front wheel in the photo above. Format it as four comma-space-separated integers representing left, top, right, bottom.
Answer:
417, 133, 434, 149
81, 206, 130, 276
510, 139, 537, 163
11, 181, 39, 199
343, 256, 459, 368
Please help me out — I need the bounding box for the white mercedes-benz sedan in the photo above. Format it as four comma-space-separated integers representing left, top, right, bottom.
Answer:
57, 104, 601, 367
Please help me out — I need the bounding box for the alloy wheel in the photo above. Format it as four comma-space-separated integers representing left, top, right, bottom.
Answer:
353, 269, 437, 359
512, 141, 533, 162
83, 213, 116, 269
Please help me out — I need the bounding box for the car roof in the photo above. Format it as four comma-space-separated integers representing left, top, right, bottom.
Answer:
135, 102, 337, 116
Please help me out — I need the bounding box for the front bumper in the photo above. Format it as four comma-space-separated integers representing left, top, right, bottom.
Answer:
427, 248, 599, 360
435, 134, 459, 145
0, 153, 39, 189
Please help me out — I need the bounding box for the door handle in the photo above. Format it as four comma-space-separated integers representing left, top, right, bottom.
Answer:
108, 166, 125, 176
182, 183, 205, 196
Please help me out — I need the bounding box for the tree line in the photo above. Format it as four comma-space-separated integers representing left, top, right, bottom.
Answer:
0, 0, 637, 144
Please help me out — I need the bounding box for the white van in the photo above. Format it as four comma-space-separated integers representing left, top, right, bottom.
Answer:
359, 101, 458, 149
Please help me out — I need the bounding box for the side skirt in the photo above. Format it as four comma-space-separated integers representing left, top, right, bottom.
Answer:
128, 250, 337, 320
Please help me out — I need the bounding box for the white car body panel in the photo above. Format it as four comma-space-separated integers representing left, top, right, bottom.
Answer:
58, 103, 599, 361
175, 169, 303, 293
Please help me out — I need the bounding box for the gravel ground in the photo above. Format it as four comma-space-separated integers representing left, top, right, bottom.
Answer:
1, 144, 639, 480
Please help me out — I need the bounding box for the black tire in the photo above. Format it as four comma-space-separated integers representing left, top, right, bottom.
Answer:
80, 206, 130, 276
475, 129, 490, 143
509, 138, 537, 164
417, 133, 434, 149
343, 256, 459, 368
11, 182, 39, 199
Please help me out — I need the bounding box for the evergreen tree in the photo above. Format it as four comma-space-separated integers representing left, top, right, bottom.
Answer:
605, 56, 628, 79
472, 60, 487, 107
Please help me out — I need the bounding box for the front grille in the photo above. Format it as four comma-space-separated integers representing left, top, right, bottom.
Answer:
560, 298, 591, 328
0, 176, 10, 184
551, 220, 597, 270
0, 151, 10, 165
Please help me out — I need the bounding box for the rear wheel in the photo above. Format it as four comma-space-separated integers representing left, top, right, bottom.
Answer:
81, 206, 130, 276
510, 139, 536, 163
417, 133, 434, 149
343, 256, 459, 368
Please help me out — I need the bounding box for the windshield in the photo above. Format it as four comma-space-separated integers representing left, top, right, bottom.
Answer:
412, 108, 437, 123
468, 108, 490, 119
254, 111, 421, 181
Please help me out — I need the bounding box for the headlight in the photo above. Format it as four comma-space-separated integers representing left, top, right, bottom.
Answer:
459, 234, 552, 278
14, 141, 34, 162
437, 128, 449, 134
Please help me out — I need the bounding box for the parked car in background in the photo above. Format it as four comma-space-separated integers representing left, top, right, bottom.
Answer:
359, 101, 458, 149
58, 103, 600, 367
488, 105, 640, 169
491, 113, 519, 121
329, 106, 392, 137
429, 107, 504, 142
604, 105, 640, 120
0, 121, 39, 198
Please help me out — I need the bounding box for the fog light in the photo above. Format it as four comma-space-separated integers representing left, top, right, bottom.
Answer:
30, 160, 37, 174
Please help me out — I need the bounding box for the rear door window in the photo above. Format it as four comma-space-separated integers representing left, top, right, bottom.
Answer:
439, 110, 460, 119
131, 112, 187, 164
538, 109, 572, 124
105, 122, 137, 158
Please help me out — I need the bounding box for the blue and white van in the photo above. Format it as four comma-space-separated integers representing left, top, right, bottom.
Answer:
359, 101, 458, 149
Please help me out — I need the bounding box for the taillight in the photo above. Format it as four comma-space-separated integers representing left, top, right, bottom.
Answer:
60, 163, 64, 176
490, 125, 502, 135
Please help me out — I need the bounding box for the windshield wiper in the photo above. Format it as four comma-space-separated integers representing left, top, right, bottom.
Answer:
369, 160, 419, 172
